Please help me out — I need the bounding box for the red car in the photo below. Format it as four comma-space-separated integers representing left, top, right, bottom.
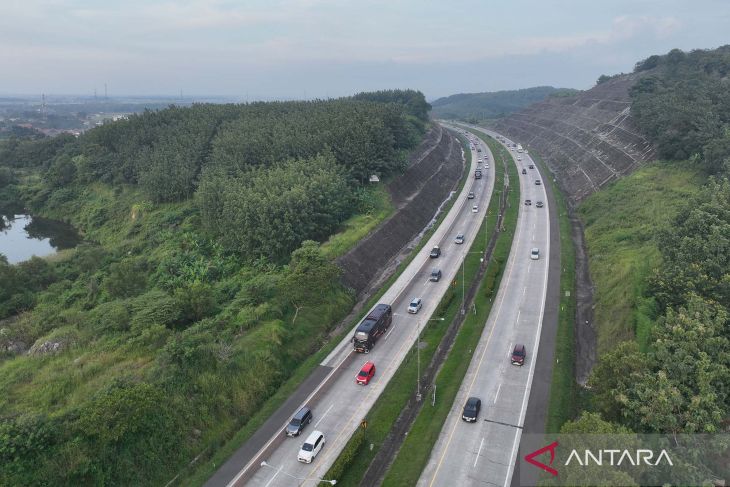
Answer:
356, 361, 376, 385
511, 344, 526, 366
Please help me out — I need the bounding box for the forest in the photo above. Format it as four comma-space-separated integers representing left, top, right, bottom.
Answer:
564, 46, 730, 483
429, 86, 578, 121
0, 90, 430, 485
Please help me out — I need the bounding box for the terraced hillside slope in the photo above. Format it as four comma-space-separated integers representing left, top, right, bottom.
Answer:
337, 124, 464, 294
494, 74, 656, 202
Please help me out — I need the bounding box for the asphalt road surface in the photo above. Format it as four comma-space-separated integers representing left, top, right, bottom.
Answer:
418, 128, 551, 487
205, 129, 497, 487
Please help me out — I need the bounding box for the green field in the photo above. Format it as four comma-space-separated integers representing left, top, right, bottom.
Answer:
578, 162, 704, 353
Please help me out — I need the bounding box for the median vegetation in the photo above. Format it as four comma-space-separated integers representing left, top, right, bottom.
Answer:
380, 129, 519, 486
0, 91, 433, 486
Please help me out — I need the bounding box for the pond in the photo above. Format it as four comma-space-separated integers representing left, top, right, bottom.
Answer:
0, 214, 82, 264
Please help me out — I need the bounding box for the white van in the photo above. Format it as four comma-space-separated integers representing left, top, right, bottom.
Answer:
298, 430, 325, 463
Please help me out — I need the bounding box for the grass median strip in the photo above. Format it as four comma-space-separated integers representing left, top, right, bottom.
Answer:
326, 130, 518, 486
380, 130, 520, 486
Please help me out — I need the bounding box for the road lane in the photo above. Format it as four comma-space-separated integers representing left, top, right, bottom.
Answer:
418, 128, 550, 487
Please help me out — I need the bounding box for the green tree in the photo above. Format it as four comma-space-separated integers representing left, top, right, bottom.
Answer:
45, 154, 77, 187
103, 258, 148, 298
587, 341, 648, 422
282, 240, 341, 323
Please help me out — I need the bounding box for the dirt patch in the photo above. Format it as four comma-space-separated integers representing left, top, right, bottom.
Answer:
569, 204, 597, 385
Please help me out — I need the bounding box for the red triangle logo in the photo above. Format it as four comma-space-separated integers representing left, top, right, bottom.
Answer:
524, 441, 559, 477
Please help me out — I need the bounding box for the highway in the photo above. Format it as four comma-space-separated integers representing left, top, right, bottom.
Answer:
418, 128, 550, 487
207, 128, 498, 487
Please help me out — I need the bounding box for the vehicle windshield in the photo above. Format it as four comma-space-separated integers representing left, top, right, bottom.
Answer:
410, 301, 418, 307
358, 370, 368, 377
513, 349, 524, 357
302, 443, 313, 452
355, 332, 369, 341
290, 418, 301, 426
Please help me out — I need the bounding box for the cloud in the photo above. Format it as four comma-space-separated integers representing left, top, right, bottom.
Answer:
611, 15, 681, 40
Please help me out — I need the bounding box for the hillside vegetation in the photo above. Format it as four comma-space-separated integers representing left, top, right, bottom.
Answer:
566, 47, 729, 481
0, 90, 430, 486
429, 86, 578, 121
579, 162, 704, 353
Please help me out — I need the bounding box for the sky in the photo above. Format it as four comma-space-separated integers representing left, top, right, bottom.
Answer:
1, 0, 728, 101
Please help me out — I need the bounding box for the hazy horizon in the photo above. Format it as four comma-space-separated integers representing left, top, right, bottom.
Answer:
2, 0, 728, 100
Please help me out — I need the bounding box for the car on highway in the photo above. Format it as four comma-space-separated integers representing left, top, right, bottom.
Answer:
467, 191, 475, 199
535, 180, 542, 185
522, 168, 527, 174
430, 246, 441, 258
356, 361, 376, 385
454, 233, 465, 244
524, 199, 532, 206
485, 163, 489, 168
286, 406, 313, 437
462, 397, 481, 422
430, 268, 442, 282
472, 205, 479, 213
536, 201, 544, 208
511, 344, 526, 366
517, 156, 522, 161
297, 430, 325, 463
529, 164, 535, 169
530, 248, 540, 260
408, 298, 423, 314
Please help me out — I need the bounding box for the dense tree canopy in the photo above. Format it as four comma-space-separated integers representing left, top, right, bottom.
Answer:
631, 46, 730, 172
0, 90, 427, 485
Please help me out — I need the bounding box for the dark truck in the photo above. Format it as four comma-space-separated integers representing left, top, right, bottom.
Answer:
474, 169, 482, 179
353, 304, 393, 353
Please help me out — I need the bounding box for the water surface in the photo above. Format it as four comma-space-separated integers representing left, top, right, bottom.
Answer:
0, 214, 81, 264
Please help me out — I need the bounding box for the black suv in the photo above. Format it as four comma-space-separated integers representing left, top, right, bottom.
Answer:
462, 397, 481, 422
429, 246, 441, 258
286, 406, 313, 437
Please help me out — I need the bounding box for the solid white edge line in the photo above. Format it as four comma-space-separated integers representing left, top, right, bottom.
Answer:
503, 164, 551, 487
224, 348, 353, 487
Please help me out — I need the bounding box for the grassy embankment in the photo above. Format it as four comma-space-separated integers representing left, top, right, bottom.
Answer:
578, 162, 704, 353
183, 128, 470, 486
